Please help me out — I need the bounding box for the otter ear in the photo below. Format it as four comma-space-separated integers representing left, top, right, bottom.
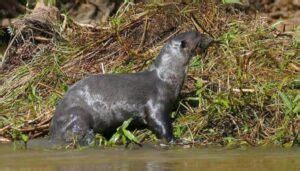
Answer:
180, 40, 187, 49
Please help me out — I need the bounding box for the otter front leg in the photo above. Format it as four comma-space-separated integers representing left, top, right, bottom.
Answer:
145, 103, 174, 143
50, 107, 94, 145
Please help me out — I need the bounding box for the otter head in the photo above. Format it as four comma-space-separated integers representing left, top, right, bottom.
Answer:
152, 31, 214, 70
171, 31, 213, 61
149, 31, 214, 98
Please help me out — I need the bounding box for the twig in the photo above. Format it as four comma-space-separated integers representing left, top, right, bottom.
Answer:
37, 116, 53, 126
17, 124, 49, 133
60, 14, 68, 33
37, 82, 63, 96
1, 29, 23, 68
70, 19, 102, 30
33, 36, 51, 42
138, 17, 148, 51
27, 114, 46, 124
190, 14, 215, 38
0, 136, 11, 143
27, 25, 55, 36
101, 63, 105, 74
32, 131, 48, 138
227, 114, 240, 135
232, 88, 255, 93
289, 63, 300, 72
0, 124, 13, 135
160, 29, 182, 44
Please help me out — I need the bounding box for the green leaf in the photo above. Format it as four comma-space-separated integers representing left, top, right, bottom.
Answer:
271, 20, 283, 30
279, 92, 293, 110
121, 118, 133, 129
215, 98, 229, 108
293, 94, 300, 103
293, 105, 300, 114
123, 130, 139, 143
108, 133, 120, 144
121, 135, 127, 144
21, 134, 29, 142
61, 83, 69, 92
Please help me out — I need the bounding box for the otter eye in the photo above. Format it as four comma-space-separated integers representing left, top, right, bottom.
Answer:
180, 40, 187, 49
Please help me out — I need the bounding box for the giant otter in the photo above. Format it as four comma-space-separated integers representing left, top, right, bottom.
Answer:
49, 31, 213, 145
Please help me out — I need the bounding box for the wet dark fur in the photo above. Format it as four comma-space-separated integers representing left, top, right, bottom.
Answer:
49, 31, 213, 145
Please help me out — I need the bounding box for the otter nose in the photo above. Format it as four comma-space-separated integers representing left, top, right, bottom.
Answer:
197, 34, 217, 54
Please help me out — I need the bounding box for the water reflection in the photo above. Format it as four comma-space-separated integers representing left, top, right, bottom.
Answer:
0, 144, 299, 171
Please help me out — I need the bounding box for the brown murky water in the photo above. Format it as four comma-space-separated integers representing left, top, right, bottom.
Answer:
0, 143, 299, 171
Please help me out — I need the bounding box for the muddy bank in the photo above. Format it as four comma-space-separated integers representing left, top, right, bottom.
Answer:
0, 2, 61, 70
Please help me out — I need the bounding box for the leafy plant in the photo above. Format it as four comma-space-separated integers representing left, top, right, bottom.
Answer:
279, 92, 300, 116
108, 118, 140, 146
93, 134, 108, 147
21, 134, 29, 149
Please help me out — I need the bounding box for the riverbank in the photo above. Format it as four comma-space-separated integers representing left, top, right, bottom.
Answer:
0, 1, 299, 147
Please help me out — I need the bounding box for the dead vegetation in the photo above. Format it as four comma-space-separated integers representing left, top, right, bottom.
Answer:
1, 2, 61, 70
0, 1, 299, 147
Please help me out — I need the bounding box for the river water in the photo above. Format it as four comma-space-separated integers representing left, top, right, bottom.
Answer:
0, 143, 299, 171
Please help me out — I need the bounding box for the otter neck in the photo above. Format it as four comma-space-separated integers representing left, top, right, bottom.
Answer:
149, 54, 189, 98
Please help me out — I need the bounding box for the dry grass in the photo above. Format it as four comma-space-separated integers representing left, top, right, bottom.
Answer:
0, 1, 299, 147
